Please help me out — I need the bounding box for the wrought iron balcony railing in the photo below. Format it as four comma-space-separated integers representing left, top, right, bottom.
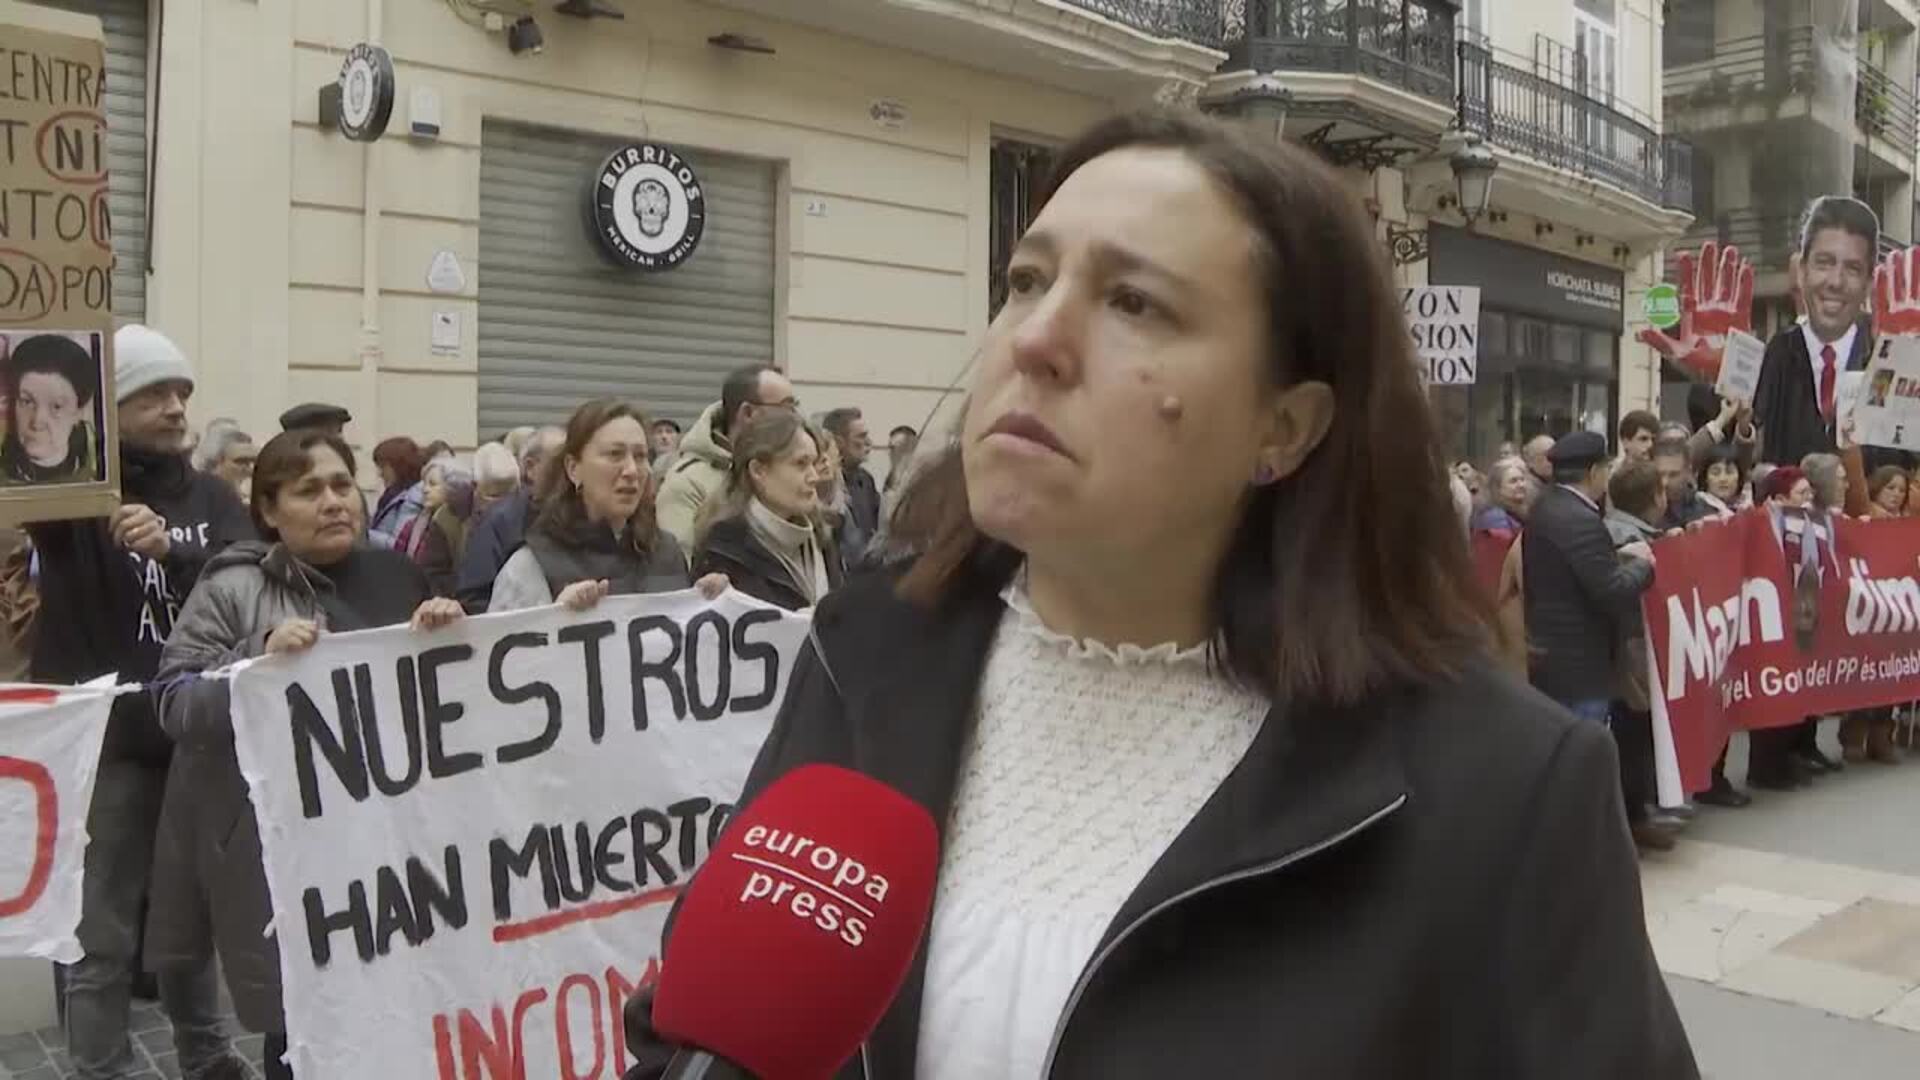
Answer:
1220, 0, 1457, 108
1062, 0, 1226, 48
1458, 38, 1679, 207
1665, 27, 1918, 164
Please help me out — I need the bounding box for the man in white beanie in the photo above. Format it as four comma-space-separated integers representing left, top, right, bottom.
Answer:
29, 323, 252, 1080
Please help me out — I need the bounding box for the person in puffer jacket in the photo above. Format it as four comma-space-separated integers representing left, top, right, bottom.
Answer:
146, 428, 462, 1080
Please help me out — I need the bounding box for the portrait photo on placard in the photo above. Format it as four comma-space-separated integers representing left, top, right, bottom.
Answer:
0, 331, 106, 487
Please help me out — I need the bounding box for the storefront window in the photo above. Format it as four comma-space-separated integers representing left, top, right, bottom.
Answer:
1432, 310, 1618, 465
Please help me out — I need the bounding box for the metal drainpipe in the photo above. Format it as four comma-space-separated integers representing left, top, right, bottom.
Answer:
358, 0, 385, 452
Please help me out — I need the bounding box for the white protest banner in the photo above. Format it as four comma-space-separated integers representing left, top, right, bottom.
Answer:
0, 685, 113, 961
1401, 285, 1481, 385
1852, 334, 1920, 452
229, 591, 810, 1079
1715, 329, 1766, 405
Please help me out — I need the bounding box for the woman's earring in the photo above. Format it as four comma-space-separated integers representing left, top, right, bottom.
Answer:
1253, 463, 1277, 486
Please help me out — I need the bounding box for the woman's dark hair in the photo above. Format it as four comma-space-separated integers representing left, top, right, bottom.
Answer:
1868, 464, 1908, 503
1618, 410, 1660, 445
1694, 440, 1747, 494
250, 428, 357, 540
895, 109, 1490, 705
7, 334, 98, 405
533, 399, 659, 557
371, 436, 424, 489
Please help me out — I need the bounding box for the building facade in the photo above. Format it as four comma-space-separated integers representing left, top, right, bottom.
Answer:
1663, 0, 1918, 375
69, 0, 1220, 456
1209, 0, 1693, 462
46, 0, 1698, 466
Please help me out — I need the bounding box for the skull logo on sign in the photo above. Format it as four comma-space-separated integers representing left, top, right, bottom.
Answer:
632, 179, 671, 239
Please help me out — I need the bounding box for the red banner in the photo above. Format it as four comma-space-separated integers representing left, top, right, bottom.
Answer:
1646, 510, 1920, 792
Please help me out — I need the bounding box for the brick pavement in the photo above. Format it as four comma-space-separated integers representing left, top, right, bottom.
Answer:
0, 999, 264, 1080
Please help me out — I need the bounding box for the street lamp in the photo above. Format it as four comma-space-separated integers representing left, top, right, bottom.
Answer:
1449, 133, 1497, 226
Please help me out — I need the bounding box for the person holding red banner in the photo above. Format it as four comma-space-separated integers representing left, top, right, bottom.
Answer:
1523, 431, 1656, 726
1744, 464, 1839, 790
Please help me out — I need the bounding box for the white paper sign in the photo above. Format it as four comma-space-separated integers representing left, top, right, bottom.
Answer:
1402, 286, 1481, 385
0, 687, 113, 962
1715, 329, 1766, 404
230, 592, 809, 1079
1852, 334, 1920, 451
430, 310, 460, 354
426, 250, 466, 294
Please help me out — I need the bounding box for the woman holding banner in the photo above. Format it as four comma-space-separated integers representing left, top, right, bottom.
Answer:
628, 110, 1694, 1078
693, 409, 844, 611
146, 429, 465, 1080
490, 399, 726, 613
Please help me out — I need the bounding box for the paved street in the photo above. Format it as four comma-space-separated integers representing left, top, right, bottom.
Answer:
1649, 723, 1920, 1078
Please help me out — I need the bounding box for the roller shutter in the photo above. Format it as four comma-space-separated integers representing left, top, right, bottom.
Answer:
478, 121, 776, 435
41, 0, 148, 324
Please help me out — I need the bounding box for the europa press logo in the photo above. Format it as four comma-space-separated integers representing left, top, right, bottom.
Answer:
731, 824, 888, 947
587, 142, 707, 272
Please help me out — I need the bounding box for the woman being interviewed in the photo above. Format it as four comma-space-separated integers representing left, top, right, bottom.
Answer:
692, 409, 843, 611
631, 110, 1692, 1077
148, 429, 462, 1079
490, 399, 723, 612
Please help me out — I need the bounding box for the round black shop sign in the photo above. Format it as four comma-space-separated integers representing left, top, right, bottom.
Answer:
587, 143, 707, 271
336, 44, 395, 143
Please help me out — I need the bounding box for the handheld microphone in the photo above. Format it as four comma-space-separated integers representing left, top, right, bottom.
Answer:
652, 764, 940, 1080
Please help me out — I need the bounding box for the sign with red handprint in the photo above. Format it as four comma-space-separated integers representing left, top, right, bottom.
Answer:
1872, 245, 1920, 337
1638, 240, 1755, 382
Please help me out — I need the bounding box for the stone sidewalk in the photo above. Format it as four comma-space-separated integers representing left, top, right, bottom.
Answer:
0, 999, 264, 1080
1642, 838, 1920, 1034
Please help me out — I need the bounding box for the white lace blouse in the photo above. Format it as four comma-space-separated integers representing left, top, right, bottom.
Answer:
914, 580, 1270, 1079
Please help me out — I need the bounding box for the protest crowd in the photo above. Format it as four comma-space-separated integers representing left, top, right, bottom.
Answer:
17, 104, 1920, 1080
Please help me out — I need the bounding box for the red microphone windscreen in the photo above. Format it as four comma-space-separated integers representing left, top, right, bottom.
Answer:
653, 764, 939, 1080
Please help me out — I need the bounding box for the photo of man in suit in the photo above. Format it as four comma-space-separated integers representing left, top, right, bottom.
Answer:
1752, 196, 1878, 468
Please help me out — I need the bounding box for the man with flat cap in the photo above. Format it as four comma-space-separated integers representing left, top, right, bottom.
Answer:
1522, 430, 1656, 728
278, 402, 351, 435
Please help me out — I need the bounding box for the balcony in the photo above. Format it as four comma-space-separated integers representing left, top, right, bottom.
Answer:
1220, 0, 1456, 108
1064, 0, 1225, 47
1458, 39, 1689, 210
1664, 27, 1917, 169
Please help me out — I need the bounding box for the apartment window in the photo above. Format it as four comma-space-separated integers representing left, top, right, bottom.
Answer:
1463, 0, 1490, 44
989, 137, 1056, 317
1573, 0, 1619, 105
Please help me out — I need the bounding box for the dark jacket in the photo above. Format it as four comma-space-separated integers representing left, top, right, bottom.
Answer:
693, 514, 844, 612
29, 448, 253, 762
455, 487, 532, 613
1522, 484, 1653, 704
628, 568, 1695, 1079
839, 462, 881, 561
146, 542, 429, 1032
1753, 319, 1871, 467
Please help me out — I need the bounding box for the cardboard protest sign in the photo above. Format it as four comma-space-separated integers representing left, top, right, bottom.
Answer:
0, 685, 113, 962
229, 591, 810, 1079
1851, 334, 1920, 452
1645, 511, 1920, 801
0, 4, 118, 525
1401, 286, 1480, 385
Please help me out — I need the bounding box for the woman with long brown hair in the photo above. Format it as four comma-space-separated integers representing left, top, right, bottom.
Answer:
631, 109, 1693, 1077
490, 399, 723, 611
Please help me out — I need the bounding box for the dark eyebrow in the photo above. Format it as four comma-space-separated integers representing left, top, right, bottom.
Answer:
1014, 226, 1197, 298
